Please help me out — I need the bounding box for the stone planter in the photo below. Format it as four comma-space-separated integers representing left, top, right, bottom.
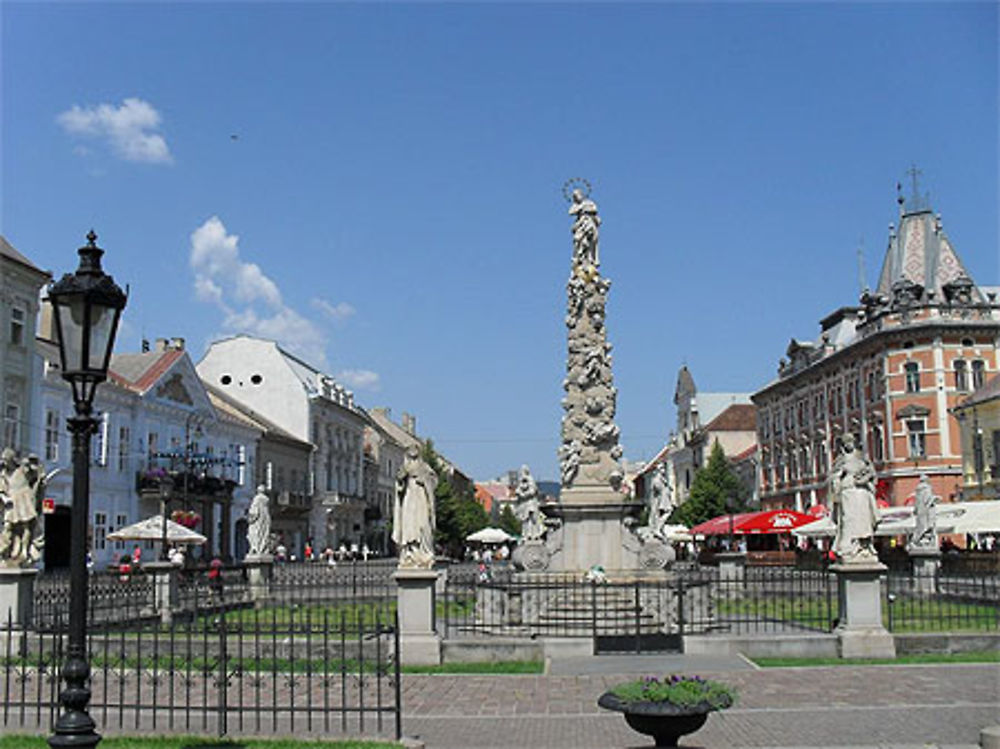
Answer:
597, 692, 715, 747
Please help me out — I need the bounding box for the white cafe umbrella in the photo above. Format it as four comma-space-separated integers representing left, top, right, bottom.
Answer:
107, 515, 207, 545
466, 527, 514, 544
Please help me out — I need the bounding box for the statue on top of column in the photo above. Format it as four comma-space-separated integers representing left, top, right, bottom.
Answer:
569, 188, 601, 270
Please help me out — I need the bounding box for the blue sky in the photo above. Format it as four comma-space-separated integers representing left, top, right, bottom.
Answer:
3, 2, 997, 482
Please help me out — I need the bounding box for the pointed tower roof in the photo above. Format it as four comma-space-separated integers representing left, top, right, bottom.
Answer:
875, 175, 983, 305
673, 365, 696, 405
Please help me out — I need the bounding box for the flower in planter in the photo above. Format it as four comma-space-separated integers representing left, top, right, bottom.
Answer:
607, 674, 736, 711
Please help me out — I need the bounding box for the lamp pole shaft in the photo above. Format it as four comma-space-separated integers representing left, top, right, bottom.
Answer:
49, 412, 101, 748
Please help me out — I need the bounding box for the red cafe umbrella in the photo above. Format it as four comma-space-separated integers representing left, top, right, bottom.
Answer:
690, 513, 756, 536
736, 509, 816, 534
876, 499, 890, 509
808, 504, 829, 517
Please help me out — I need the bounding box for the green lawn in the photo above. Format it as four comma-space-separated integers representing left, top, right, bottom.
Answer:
715, 594, 997, 633
0, 737, 400, 749
752, 650, 1000, 668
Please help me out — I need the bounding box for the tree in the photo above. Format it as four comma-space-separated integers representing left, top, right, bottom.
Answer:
497, 503, 522, 537
421, 440, 488, 557
671, 439, 744, 527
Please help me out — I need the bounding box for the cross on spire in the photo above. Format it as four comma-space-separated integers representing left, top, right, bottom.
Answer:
904, 163, 929, 212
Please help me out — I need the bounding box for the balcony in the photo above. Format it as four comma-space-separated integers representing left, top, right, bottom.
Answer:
136, 469, 237, 500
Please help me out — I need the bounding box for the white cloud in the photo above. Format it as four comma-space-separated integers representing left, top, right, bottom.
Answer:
336, 369, 381, 391
190, 216, 349, 371
57, 98, 173, 164
311, 298, 356, 322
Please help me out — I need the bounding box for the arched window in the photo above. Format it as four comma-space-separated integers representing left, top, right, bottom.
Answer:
972, 360, 986, 390
905, 362, 920, 393
954, 360, 968, 392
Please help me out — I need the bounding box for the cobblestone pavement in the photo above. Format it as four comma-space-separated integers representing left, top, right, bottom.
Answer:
402, 662, 999, 748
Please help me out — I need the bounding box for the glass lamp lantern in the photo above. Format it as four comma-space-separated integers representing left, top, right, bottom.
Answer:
47, 230, 128, 411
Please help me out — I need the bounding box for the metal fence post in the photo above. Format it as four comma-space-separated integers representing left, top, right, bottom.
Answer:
634, 582, 641, 654
591, 582, 598, 655
676, 577, 685, 640
217, 614, 228, 738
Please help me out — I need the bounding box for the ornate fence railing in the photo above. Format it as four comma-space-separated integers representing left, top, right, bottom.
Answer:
885, 568, 1000, 633
3, 601, 401, 740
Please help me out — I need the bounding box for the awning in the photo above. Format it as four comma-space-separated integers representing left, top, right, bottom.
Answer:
691, 510, 816, 536
793, 501, 1000, 537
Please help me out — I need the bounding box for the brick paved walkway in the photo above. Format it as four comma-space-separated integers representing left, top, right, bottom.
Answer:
402, 662, 999, 748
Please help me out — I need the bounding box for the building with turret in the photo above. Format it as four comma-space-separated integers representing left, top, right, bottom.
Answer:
753, 180, 1000, 513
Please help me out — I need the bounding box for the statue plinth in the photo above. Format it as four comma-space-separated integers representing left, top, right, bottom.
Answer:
831, 560, 895, 658
393, 567, 441, 665
143, 561, 179, 624
0, 566, 38, 629
547, 496, 643, 575
715, 551, 747, 582
244, 553, 274, 605
907, 546, 941, 594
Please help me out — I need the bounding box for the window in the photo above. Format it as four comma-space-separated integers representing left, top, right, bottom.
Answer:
93, 512, 107, 551
4, 403, 20, 448
236, 444, 246, 486
907, 420, 926, 459
113, 513, 128, 550
972, 360, 986, 390
954, 360, 968, 392
905, 362, 920, 393
45, 409, 60, 462
118, 426, 130, 472
992, 430, 1000, 470
9, 306, 25, 345
148, 432, 159, 461
815, 441, 826, 475
265, 461, 273, 491
872, 425, 884, 462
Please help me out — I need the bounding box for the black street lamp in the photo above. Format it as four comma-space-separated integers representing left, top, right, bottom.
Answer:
47, 230, 127, 749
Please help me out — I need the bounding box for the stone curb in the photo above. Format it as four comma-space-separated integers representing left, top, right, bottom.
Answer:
982, 725, 1000, 749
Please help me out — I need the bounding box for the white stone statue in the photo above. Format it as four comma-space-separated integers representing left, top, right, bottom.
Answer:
569, 189, 601, 269
647, 462, 675, 537
910, 474, 938, 550
514, 465, 545, 542
246, 485, 271, 557
393, 445, 438, 569
830, 434, 879, 563
0, 450, 47, 567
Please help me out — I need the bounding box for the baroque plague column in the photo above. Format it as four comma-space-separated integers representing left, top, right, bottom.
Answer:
549, 181, 642, 574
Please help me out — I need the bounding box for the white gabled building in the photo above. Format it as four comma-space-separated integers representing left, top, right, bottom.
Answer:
197, 335, 368, 550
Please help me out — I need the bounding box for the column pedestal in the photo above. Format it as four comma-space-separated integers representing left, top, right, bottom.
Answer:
908, 547, 941, 595
394, 568, 440, 665
144, 561, 178, 625
832, 561, 895, 658
715, 551, 747, 583
0, 567, 38, 629
244, 554, 274, 607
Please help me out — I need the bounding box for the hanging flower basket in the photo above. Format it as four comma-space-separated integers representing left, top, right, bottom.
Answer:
171, 510, 201, 529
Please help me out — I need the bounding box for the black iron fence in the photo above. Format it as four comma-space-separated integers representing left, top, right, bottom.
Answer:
441, 566, 842, 648
2, 601, 401, 740
885, 568, 1000, 633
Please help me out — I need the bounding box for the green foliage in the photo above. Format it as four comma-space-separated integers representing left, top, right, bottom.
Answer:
497, 503, 521, 536
609, 674, 736, 710
671, 440, 745, 527
422, 440, 488, 556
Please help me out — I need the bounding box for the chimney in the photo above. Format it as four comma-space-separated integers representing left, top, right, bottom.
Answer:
155, 338, 169, 352
401, 412, 416, 436
38, 298, 57, 342
141, 338, 150, 353
170, 337, 185, 350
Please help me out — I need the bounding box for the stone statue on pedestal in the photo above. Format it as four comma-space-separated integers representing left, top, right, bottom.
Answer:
831, 434, 879, 563
0, 449, 48, 567
514, 465, 545, 542
246, 485, 272, 557
393, 445, 438, 569
909, 474, 938, 550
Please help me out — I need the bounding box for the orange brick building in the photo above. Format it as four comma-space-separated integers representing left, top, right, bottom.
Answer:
753, 187, 1000, 512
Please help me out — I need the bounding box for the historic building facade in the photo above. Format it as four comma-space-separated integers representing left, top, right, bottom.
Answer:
1, 237, 49, 455
753, 188, 1000, 512
952, 372, 1000, 502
